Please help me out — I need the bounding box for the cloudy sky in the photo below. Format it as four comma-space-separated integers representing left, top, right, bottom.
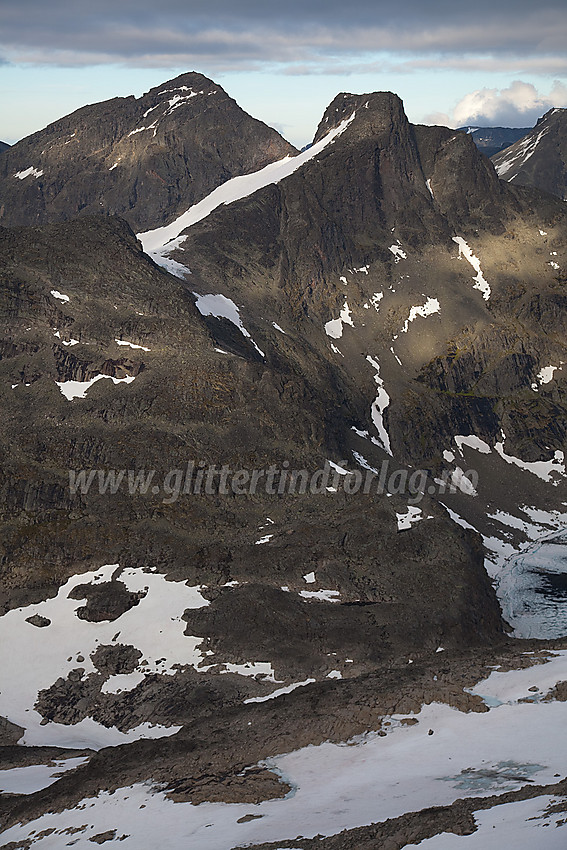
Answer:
1, 0, 566, 146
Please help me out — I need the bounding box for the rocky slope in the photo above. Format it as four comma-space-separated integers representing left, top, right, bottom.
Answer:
0, 208, 511, 839
152, 89, 567, 638
0, 72, 296, 231
0, 207, 504, 723
458, 125, 531, 158
492, 107, 567, 200
0, 142, 10, 154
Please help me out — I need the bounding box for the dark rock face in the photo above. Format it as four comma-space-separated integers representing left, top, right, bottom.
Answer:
90, 644, 142, 676
168, 91, 567, 479
0, 716, 23, 746
457, 126, 531, 158
0, 143, 10, 155
0, 212, 503, 658
492, 108, 567, 200
0, 72, 297, 231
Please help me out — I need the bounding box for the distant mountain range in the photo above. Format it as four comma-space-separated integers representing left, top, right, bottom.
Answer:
457, 126, 531, 158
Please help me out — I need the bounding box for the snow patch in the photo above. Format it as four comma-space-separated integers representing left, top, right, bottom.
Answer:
452, 237, 491, 300
255, 535, 273, 545
56, 374, 136, 401
115, 339, 151, 351
536, 364, 561, 385
193, 293, 264, 357
363, 292, 383, 312
0, 757, 89, 795
220, 662, 280, 682
324, 300, 354, 339
244, 679, 316, 704
400, 297, 440, 333
128, 121, 158, 137
449, 467, 478, 496
53, 331, 80, 346
50, 289, 69, 303
352, 451, 380, 474
299, 589, 341, 602
152, 253, 192, 278
454, 435, 492, 455
14, 166, 43, 179
389, 242, 407, 262
494, 433, 565, 483
396, 506, 423, 531
366, 355, 392, 455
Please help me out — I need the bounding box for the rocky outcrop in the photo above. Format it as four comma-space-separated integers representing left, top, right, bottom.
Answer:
0, 213, 502, 660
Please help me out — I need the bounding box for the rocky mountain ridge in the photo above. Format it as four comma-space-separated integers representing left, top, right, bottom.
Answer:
159, 90, 567, 472
492, 107, 567, 200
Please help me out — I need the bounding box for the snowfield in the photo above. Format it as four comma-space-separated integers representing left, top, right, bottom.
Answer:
0, 565, 284, 749
1, 652, 566, 849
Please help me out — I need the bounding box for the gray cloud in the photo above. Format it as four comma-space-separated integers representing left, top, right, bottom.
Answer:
282, 56, 567, 77
1, 1, 566, 70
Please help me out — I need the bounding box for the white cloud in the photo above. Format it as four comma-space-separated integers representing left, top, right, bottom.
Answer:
452, 81, 567, 127
424, 111, 452, 127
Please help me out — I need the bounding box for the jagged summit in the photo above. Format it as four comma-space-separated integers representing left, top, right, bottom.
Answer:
313, 91, 406, 144
492, 107, 567, 200
0, 72, 296, 231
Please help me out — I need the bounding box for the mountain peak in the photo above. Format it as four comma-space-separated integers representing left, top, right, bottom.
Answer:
143, 70, 221, 100
536, 106, 567, 126
0, 73, 296, 232
313, 91, 406, 145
